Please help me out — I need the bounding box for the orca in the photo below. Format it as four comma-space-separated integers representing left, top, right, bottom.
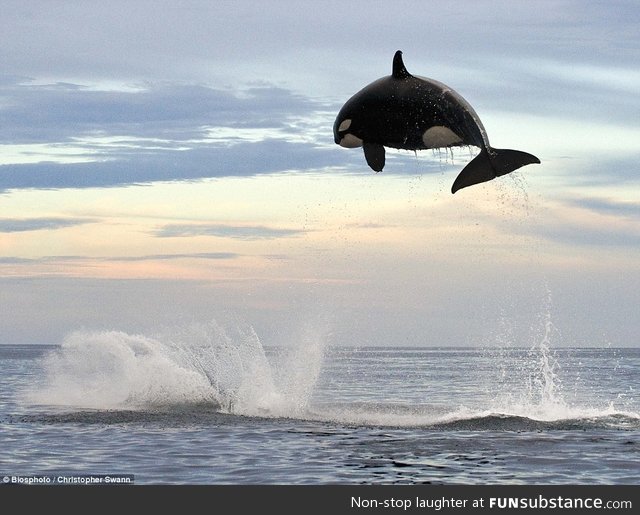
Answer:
333, 51, 540, 193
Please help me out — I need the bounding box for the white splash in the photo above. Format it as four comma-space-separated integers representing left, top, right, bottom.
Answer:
26, 330, 216, 409
26, 317, 328, 418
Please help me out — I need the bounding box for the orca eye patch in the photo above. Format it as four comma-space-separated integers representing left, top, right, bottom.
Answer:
338, 119, 352, 132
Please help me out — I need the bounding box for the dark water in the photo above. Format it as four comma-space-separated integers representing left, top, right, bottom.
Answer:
1, 331, 638, 484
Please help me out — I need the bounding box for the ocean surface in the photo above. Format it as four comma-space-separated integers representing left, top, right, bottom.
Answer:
1, 320, 638, 485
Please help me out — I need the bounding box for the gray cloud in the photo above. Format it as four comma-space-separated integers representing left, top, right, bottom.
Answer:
0, 217, 96, 232
0, 77, 368, 191
3, 2, 637, 84
0, 80, 321, 144
0, 139, 357, 192
115, 252, 240, 261
0, 257, 34, 264
536, 223, 640, 248
155, 223, 305, 240
499, 195, 640, 249
0, 252, 241, 264
3, 2, 638, 121
574, 154, 640, 186
0, 139, 456, 193
567, 197, 640, 220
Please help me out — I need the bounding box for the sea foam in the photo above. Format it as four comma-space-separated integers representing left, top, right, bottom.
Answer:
26, 317, 327, 418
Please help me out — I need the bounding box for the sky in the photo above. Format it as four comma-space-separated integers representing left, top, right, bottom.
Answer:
1, 0, 639, 347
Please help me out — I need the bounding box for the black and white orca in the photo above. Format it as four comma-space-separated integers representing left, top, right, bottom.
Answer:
334, 51, 540, 193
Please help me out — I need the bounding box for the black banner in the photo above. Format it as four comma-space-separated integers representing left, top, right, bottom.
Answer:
1, 484, 638, 514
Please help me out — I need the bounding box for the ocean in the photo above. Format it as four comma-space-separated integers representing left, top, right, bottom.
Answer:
1, 318, 638, 485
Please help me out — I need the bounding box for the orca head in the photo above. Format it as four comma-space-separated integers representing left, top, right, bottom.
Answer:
333, 114, 363, 148
334, 50, 411, 149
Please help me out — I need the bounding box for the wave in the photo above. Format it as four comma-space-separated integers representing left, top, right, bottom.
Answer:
301, 401, 640, 430
21, 317, 639, 432
12, 402, 640, 432
432, 412, 640, 431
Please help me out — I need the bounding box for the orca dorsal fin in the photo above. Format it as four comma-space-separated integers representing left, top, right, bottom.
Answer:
392, 50, 411, 79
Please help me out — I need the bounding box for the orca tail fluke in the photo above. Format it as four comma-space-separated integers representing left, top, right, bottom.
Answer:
488, 147, 540, 177
451, 147, 540, 194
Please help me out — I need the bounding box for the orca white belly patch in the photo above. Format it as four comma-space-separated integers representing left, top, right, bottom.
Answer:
339, 133, 363, 148
422, 126, 463, 148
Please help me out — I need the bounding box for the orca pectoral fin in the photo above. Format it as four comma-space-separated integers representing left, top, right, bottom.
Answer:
451, 150, 495, 194
363, 142, 385, 172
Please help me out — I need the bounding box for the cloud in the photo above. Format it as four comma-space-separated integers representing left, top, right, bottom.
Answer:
497, 195, 640, 249
0, 257, 34, 264
536, 222, 640, 248
0, 80, 322, 145
0, 140, 349, 191
115, 252, 240, 261
567, 197, 640, 220
3, 2, 637, 87
0, 217, 96, 232
0, 253, 241, 265
0, 77, 367, 191
154, 223, 306, 240
467, 57, 640, 127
